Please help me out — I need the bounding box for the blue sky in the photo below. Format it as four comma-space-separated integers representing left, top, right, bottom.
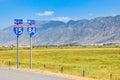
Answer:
1, 0, 120, 29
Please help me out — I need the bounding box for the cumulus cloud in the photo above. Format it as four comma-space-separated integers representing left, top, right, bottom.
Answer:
36, 11, 54, 16
50, 17, 71, 22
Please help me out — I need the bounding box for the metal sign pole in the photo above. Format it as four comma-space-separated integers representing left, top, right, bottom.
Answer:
14, 19, 23, 69
27, 20, 36, 69
17, 36, 19, 68
30, 35, 32, 69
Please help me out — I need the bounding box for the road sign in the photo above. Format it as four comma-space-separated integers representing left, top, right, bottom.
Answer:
27, 27, 36, 36
27, 20, 35, 24
27, 20, 36, 36
13, 19, 23, 69
13, 27, 24, 36
27, 20, 36, 69
13, 19, 24, 36
14, 19, 23, 24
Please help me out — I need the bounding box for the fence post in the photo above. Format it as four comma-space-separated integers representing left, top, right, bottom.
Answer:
82, 70, 85, 77
19, 62, 20, 68
44, 64, 46, 70
61, 67, 64, 73
110, 73, 112, 80
9, 61, 10, 67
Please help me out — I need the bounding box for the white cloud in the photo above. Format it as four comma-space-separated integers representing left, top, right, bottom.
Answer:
36, 11, 54, 16
50, 17, 71, 22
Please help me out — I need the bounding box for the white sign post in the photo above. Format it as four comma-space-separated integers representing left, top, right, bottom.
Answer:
27, 20, 36, 69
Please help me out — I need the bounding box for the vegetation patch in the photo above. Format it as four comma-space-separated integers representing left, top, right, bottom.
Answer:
0, 46, 120, 80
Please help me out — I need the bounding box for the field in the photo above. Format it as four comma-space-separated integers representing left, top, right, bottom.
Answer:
0, 46, 120, 80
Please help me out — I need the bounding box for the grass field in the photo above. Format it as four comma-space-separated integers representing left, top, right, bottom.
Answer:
0, 46, 120, 80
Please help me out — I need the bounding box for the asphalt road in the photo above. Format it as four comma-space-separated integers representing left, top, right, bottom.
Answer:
0, 68, 76, 80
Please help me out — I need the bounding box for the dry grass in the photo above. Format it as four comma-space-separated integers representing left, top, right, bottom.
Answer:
0, 46, 120, 80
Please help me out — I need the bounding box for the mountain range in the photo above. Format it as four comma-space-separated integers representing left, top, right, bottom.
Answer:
1, 15, 120, 46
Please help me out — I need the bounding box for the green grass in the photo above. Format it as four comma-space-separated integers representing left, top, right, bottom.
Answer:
0, 47, 120, 80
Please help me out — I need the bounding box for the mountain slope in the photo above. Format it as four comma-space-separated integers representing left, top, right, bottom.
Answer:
1, 15, 120, 46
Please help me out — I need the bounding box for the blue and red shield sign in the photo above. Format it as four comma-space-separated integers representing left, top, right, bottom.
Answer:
27, 20, 36, 36
13, 19, 24, 36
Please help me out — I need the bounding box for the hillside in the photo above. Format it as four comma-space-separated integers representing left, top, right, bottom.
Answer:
1, 15, 120, 46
